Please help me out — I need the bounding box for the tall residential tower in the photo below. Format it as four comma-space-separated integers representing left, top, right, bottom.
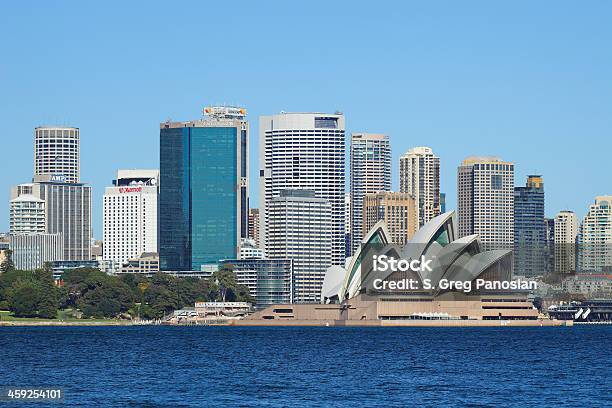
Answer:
514, 175, 546, 276
350, 133, 391, 253
399, 147, 440, 228
554, 210, 578, 273
579, 196, 612, 272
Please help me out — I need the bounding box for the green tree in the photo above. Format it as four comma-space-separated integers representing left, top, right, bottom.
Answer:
6, 280, 39, 317
3, 268, 60, 318
77, 281, 134, 318
143, 284, 179, 318
0, 249, 15, 273
208, 266, 254, 303
34, 267, 60, 319
61, 267, 110, 309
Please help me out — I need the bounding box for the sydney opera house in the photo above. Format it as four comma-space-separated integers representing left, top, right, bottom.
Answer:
238, 212, 569, 326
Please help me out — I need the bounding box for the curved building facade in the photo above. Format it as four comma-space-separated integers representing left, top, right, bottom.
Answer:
34, 126, 80, 184
244, 211, 546, 324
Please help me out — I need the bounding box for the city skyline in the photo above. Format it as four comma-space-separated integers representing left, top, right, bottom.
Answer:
2, 2, 612, 236
2, 111, 609, 238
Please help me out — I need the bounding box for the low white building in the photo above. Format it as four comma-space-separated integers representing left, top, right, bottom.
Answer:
239, 238, 264, 259
9, 233, 63, 271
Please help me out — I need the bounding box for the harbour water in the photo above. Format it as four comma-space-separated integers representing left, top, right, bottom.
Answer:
1, 326, 610, 406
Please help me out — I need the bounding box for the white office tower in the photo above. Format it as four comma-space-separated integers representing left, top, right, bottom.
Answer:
11, 180, 91, 261
350, 133, 391, 254
9, 233, 63, 271
554, 210, 578, 273
399, 146, 440, 228
267, 190, 332, 303
9, 195, 46, 234
457, 156, 514, 249
579, 197, 612, 272
34, 126, 80, 183
103, 169, 158, 266
259, 112, 345, 266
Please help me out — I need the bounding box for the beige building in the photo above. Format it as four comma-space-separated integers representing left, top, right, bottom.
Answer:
350, 133, 391, 253
457, 156, 514, 250
579, 196, 612, 272
363, 192, 416, 246
399, 146, 440, 228
555, 210, 578, 273
118, 252, 159, 275
248, 208, 261, 250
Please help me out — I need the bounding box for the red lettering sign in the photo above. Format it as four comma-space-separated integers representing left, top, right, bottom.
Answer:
119, 186, 142, 193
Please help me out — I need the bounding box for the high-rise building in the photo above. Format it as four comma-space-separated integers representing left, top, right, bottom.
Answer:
159, 106, 248, 271
9, 233, 63, 271
344, 192, 351, 258
545, 217, 555, 274
248, 208, 261, 249
457, 156, 514, 249
11, 179, 92, 261
399, 147, 440, 228
9, 194, 46, 234
34, 126, 80, 183
220, 258, 293, 309
266, 190, 332, 303
103, 169, 158, 266
514, 175, 546, 276
259, 112, 345, 266
350, 133, 391, 254
363, 192, 417, 246
579, 196, 612, 272
440, 192, 446, 214
554, 210, 577, 274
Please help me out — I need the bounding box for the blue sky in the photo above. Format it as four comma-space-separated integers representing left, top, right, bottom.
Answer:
1, 1, 611, 238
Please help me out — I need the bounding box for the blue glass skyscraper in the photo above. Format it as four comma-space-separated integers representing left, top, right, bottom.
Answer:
514, 175, 546, 276
159, 107, 248, 271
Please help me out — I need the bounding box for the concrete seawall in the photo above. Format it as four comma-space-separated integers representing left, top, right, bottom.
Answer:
232, 319, 573, 327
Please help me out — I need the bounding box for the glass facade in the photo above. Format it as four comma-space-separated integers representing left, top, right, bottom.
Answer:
159, 127, 190, 270
514, 177, 546, 276
160, 123, 243, 271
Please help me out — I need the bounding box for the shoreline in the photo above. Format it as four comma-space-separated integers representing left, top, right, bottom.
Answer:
5, 319, 610, 327
231, 319, 575, 327
0, 320, 135, 326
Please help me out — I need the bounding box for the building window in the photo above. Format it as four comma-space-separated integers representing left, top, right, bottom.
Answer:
491, 175, 503, 190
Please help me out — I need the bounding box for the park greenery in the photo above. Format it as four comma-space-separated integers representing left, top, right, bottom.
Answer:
0, 253, 252, 320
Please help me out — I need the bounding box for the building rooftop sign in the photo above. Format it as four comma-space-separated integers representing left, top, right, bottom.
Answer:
203, 106, 246, 120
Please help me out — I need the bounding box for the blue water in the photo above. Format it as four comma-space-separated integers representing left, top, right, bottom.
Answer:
1, 326, 610, 407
